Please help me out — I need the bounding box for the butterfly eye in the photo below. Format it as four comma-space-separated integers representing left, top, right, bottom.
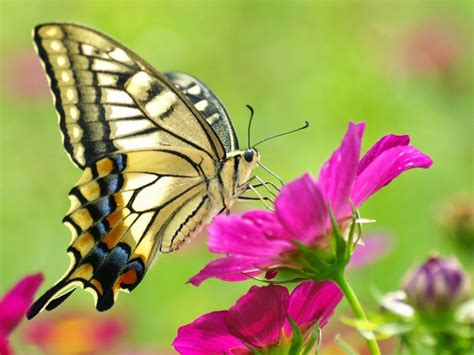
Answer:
243, 149, 254, 163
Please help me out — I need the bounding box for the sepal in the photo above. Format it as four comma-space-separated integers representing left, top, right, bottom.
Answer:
302, 321, 321, 354
287, 315, 303, 354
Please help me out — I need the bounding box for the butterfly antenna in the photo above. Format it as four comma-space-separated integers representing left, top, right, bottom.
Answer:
246, 104, 255, 149
253, 121, 309, 148
258, 161, 284, 187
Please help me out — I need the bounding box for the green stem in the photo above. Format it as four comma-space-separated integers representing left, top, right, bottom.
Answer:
333, 272, 381, 355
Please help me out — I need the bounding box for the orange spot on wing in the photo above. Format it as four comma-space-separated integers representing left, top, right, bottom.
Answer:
106, 209, 126, 227
102, 223, 127, 249
118, 269, 137, 287
113, 194, 124, 207
96, 158, 113, 176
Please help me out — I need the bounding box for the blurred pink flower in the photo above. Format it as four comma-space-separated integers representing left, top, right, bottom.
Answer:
23, 312, 127, 355
400, 22, 463, 76
0, 273, 43, 355
347, 234, 393, 269
173, 281, 342, 354
190, 122, 433, 285
2, 49, 49, 100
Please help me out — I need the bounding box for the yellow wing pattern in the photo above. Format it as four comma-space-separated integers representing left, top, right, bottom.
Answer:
28, 148, 216, 317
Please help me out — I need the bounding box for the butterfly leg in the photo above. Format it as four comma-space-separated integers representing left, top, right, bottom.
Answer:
253, 175, 280, 197
248, 184, 275, 211
237, 176, 276, 210
238, 195, 274, 203
257, 162, 284, 187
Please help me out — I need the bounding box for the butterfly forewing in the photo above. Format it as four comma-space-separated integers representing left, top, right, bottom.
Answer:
33, 23, 226, 168
165, 72, 239, 153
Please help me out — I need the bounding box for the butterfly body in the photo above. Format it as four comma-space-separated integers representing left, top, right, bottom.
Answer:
27, 23, 259, 318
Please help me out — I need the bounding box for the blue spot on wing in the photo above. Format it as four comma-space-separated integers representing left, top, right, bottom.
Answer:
80, 243, 109, 269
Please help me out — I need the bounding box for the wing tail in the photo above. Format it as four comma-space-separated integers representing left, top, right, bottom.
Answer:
27, 279, 76, 319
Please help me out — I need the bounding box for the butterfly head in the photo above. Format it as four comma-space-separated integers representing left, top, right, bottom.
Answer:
243, 148, 259, 165
234, 148, 260, 180
221, 149, 260, 201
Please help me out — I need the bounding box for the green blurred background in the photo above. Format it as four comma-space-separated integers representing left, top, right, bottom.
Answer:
1, 1, 472, 353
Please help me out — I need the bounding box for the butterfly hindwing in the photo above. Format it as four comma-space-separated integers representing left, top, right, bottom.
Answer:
27, 147, 217, 317
33, 23, 226, 168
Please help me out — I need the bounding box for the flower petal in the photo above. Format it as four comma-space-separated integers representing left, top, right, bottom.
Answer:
351, 145, 433, 206
284, 281, 342, 336
242, 210, 290, 240
188, 256, 265, 286
348, 234, 393, 269
0, 273, 43, 337
208, 215, 292, 257
357, 134, 410, 175
173, 311, 244, 354
0, 338, 11, 355
275, 173, 327, 244
227, 285, 289, 349
317, 122, 365, 218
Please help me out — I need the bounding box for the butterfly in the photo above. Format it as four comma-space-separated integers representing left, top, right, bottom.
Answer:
27, 23, 262, 319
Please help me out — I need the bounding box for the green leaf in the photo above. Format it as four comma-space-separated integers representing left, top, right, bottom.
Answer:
302, 323, 321, 354
340, 316, 377, 340
288, 316, 303, 354
378, 323, 414, 338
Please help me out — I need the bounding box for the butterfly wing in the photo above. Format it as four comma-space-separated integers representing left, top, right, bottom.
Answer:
165, 72, 239, 152
27, 147, 218, 318
28, 23, 234, 318
33, 23, 226, 168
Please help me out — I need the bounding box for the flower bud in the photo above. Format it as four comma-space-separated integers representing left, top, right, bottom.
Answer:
402, 256, 471, 313
437, 193, 474, 250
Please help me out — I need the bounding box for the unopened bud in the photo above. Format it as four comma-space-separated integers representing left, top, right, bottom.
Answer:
402, 256, 471, 313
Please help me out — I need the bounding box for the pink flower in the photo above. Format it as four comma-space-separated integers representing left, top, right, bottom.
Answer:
0, 274, 43, 355
348, 234, 393, 269
190, 122, 433, 285
3, 49, 49, 101
400, 22, 462, 76
173, 281, 342, 354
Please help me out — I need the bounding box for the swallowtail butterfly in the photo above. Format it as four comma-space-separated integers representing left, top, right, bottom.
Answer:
27, 23, 260, 318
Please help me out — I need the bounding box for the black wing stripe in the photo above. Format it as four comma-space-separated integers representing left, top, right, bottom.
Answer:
34, 29, 81, 167
168, 195, 208, 250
